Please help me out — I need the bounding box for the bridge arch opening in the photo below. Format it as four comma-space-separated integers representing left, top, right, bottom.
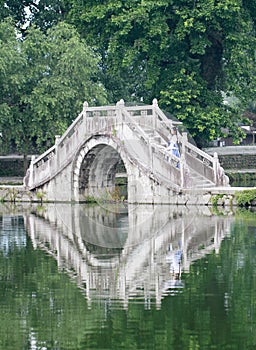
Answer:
74, 142, 128, 202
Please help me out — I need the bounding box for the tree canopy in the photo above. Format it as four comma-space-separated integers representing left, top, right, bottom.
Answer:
65, 0, 256, 145
0, 19, 107, 170
0, 0, 70, 31
1, 0, 256, 158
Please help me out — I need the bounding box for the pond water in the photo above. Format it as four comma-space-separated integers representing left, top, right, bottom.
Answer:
0, 203, 256, 350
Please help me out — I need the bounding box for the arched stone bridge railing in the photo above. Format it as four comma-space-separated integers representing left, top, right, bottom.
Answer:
24, 99, 229, 203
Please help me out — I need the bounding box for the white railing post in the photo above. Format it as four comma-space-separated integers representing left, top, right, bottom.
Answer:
82, 101, 89, 133
180, 133, 189, 188
213, 152, 219, 185
83, 101, 88, 115
116, 99, 125, 116
55, 135, 61, 145
115, 99, 125, 137
116, 99, 125, 133
181, 132, 187, 155
152, 98, 158, 129
25, 155, 36, 189
180, 154, 185, 188
55, 135, 61, 168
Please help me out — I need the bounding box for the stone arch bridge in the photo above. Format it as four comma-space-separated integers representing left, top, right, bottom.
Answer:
25, 99, 229, 203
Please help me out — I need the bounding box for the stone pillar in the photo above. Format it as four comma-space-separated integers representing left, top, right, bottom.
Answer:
116, 99, 125, 119
55, 135, 61, 145
115, 99, 125, 134
180, 133, 188, 188
26, 155, 36, 188
180, 154, 185, 188
55, 135, 61, 168
181, 132, 188, 155
213, 152, 219, 185
83, 101, 88, 114
152, 98, 158, 129
152, 98, 158, 107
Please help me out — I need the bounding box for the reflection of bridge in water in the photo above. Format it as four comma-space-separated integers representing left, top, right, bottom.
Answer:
25, 204, 233, 309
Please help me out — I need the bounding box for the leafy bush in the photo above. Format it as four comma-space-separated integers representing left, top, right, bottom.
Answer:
235, 189, 256, 207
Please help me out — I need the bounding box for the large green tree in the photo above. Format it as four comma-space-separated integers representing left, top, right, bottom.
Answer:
65, 0, 256, 145
0, 19, 107, 172
0, 0, 70, 31
2, 0, 256, 146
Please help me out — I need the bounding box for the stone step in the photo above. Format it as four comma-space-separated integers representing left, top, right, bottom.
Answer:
188, 169, 215, 188
139, 123, 216, 189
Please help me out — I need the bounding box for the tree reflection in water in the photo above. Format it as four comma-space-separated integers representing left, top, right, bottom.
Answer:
24, 203, 233, 309
1, 204, 256, 349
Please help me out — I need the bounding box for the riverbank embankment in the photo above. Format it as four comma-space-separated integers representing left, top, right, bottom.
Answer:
0, 184, 255, 207
205, 146, 256, 186
0, 147, 255, 206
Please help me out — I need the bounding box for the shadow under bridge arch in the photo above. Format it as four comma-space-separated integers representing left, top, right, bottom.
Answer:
73, 136, 128, 202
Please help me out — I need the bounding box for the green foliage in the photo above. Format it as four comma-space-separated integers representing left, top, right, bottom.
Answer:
0, 20, 107, 163
1, 205, 256, 349
84, 195, 97, 203
65, 0, 256, 145
35, 190, 46, 204
211, 194, 224, 207
109, 186, 125, 202
0, 0, 70, 31
235, 189, 256, 207
228, 172, 256, 187
2, 0, 256, 148
7, 188, 18, 203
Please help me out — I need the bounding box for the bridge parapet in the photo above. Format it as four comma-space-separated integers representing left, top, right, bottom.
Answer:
25, 99, 229, 202
181, 133, 229, 187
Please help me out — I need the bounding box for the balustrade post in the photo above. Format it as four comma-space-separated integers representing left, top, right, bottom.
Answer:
83, 101, 88, 115
181, 132, 187, 153
116, 99, 125, 128
115, 99, 125, 139
213, 152, 219, 185
152, 98, 158, 107
55, 135, 61, 168
26, 155, 36, 188
55, 135, 61, 145
152, 98, 158, 129
180, 133, 188, 188
116, 99, 124, 115
180, 154, 185, 188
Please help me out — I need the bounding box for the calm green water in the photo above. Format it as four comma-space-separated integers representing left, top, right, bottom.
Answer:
0, 203, 256, 350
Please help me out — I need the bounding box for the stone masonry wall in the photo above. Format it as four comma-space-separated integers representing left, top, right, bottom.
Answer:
218, 154, 256, 170
204, 146, 256, 170
0, 158, 25, 177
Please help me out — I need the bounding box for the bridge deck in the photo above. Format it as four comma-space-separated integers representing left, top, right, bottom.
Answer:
24, 99, 231, 203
